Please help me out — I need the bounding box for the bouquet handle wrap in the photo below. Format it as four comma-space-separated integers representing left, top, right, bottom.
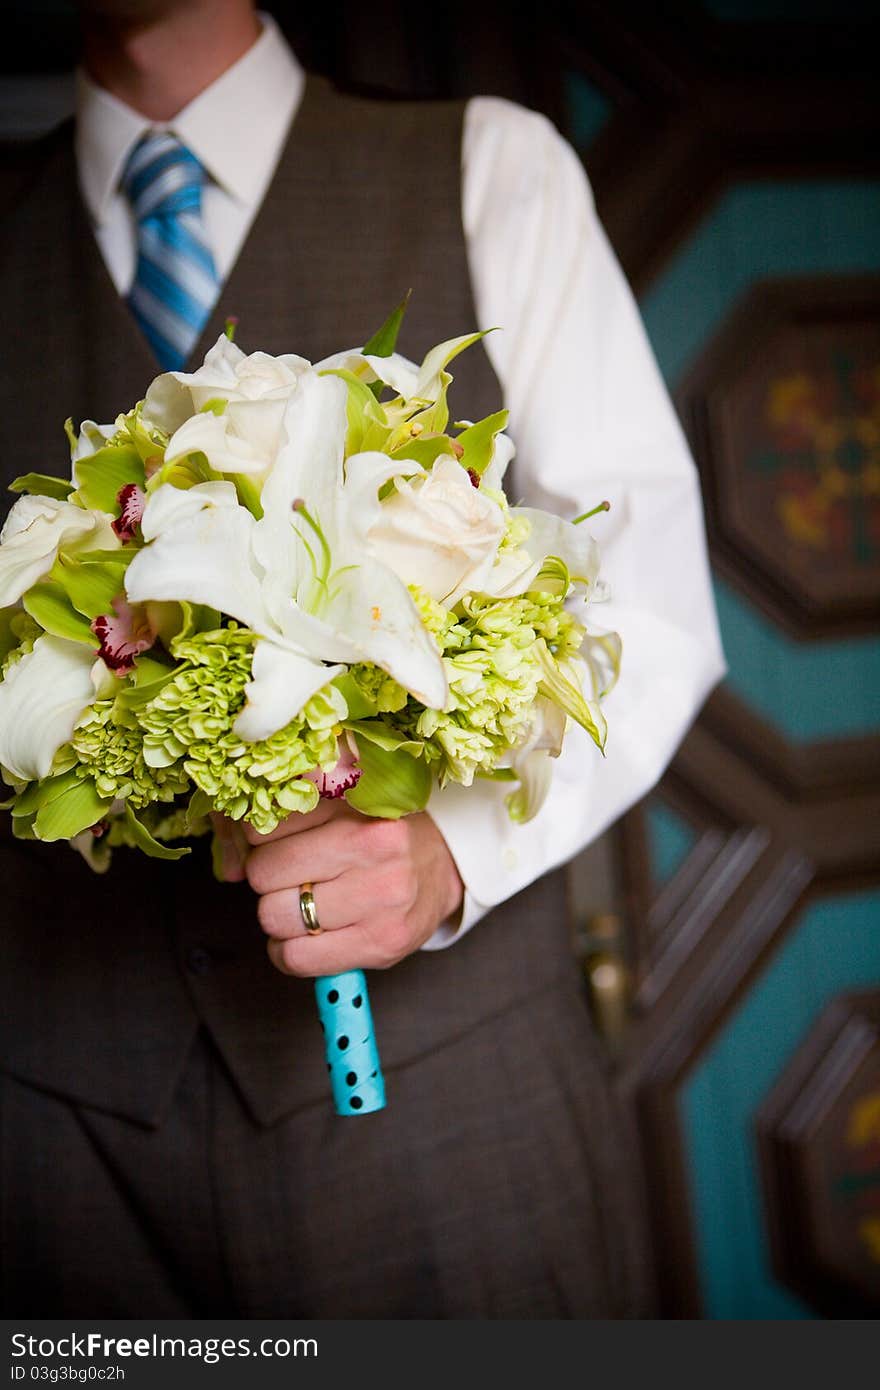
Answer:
315, 970, 386, 1115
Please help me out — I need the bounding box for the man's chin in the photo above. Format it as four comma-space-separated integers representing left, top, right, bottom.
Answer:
74, 0, 194, 23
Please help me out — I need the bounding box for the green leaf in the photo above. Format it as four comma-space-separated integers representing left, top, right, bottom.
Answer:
51, 554, 128, 620
122, 802, 191, 859
9, 473, 74, 501
34, 777, 114, 841
22, 582, 99, 646
362, 290, 412, 359
200, 398, 229, 415
73, 445, 145, 513
455, 410, 509, 477
344, 736, 431, 819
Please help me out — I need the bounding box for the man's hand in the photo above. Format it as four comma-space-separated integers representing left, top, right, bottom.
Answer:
212, 802, 464, 977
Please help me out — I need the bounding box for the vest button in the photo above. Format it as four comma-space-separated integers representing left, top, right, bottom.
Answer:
186, 946, 213, 975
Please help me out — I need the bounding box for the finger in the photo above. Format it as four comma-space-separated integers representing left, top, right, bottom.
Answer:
266, 915, 413, 978
241, 799, 343, 847
246, 816, 390, 896
210, 813, 248, 882
256, 874, 364, 940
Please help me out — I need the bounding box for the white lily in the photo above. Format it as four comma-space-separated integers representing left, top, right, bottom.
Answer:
69, 419, 116, 463
314, 346, 420, 401
0, 635, 106, 781
0, 495, 118, 607
316, 329, 491, 402
126, 371, 449, 741
480, 507, 602, 600
505, 696, 567, 822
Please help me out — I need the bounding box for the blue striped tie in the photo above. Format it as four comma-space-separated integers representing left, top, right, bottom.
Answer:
121, 131, 220, 371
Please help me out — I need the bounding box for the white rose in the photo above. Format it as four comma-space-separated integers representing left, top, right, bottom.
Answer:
163, 397, 290, 478
155, 342, 320, 481
143, 334, 311, 436
366, 454, 506, 605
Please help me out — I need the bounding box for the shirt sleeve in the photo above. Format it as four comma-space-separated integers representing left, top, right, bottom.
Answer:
422, 95, 727, 949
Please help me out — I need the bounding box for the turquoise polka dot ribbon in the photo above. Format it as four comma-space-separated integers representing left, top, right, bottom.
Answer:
315, 970, 386, 1115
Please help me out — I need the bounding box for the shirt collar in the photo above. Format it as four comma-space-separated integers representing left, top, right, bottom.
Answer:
75, 11, 303, 225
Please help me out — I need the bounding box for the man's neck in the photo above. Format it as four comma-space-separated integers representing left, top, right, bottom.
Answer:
80, 0, 262, 122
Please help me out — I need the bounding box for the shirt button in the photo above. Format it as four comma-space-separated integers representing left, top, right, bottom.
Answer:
186, 946, 213, 976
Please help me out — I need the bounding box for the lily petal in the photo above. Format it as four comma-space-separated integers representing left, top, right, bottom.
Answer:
252, 372, 348, 603
481, 507, 602, 600
505, 698, 567, 822
127, 484, 269, 632
0, 635, 97, 780
515, 508, 601, 592
138, 480, 239, 541
0, 497, 106, 607
278, 558, 449, 710
314, 348, 419, 401
71, 420, 116, 462
233, 639, 344, 741
257, 371, 348, 544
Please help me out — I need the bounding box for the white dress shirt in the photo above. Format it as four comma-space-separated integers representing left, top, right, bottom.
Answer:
75, 14, 727, 946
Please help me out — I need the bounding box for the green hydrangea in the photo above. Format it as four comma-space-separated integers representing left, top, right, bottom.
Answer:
392, 588, 585, 787
135, 626, 344, 834
69, 700, 190, 807
489, 492, 532, 556
0, 612, 41, 678
348, 662, 408, 713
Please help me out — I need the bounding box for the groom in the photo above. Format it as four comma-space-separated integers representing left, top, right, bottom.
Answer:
0, 0, 725, 1317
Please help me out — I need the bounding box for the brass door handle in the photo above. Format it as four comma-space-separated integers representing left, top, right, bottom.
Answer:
579, 913, 632, 1054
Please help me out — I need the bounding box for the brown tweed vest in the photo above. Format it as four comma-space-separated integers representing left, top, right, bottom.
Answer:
0, 76, 575, 1127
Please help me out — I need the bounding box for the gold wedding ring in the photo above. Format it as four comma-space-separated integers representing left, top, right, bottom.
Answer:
299, 882, 322, 935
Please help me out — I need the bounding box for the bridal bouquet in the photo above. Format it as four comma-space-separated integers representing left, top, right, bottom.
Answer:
0, 300, 620, 1115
